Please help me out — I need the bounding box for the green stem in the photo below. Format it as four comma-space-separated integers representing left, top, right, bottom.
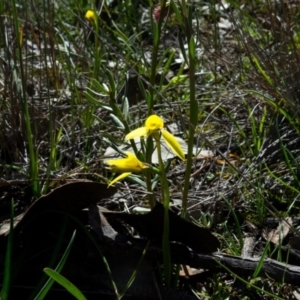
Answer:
148, 0, 167, 113
146, 0, 168, 207
154, 134, 171, 287
0, 199, 14, 300
146, 138, 155, 208
181, 3, 197, 218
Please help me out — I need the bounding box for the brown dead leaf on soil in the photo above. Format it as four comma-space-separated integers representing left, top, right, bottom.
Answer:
262, 217, 293, 245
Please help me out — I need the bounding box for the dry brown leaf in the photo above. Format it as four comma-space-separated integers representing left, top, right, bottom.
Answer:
104, 201, 220, 254
0, 181, 116, 236
262, 217, 292, 245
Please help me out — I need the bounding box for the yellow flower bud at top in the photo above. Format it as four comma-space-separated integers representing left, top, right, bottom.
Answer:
85, 10, 97, 25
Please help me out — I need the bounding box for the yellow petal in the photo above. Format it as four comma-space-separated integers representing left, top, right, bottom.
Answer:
161, 130, 185, 161
106, 152, 148, 173
145, 115, 164, 131
125, 127, 148, 140
108, 172, 131, 187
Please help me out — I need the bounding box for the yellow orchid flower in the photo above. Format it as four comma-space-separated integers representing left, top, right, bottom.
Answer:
106, 152, 149, 173
106, 152, 149, 186
125, 115, 185, 161
85, 10, 97, 25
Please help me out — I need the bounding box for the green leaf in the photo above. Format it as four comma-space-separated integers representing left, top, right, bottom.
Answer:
126, 174, 147, 188
167, 74, 188, 86
122, 96, 129, 119
251, 55, 273, 86
33, 230, 76, 300
189, 37, 195, 61
85, 90, 112, 111
178, 32, 188, 64
0, 199, 14, 300
253, 241, 270, 278
137, 77, 147, 102
110, 114, 125, 129
170, 0, 183, 25
107, 70, 116, 96
90, 78, 110, 95
43, 268, 87, 300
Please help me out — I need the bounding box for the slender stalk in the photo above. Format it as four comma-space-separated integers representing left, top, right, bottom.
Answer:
144, 0, 168, 207
145, 137, 155, 208
148, 0, 167, 113
0, 199, 14, 300
93, 16, 101, 81
181, 3, 198, 218
154, 134, 171, 286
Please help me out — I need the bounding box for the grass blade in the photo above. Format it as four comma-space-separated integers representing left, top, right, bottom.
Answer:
0, 199, 14, 300
34, 230, 77, 300
43, 268, 86, 300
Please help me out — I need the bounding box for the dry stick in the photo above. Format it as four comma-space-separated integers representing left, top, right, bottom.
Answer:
93, 212, 300, 287
174, 249, 300, 287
